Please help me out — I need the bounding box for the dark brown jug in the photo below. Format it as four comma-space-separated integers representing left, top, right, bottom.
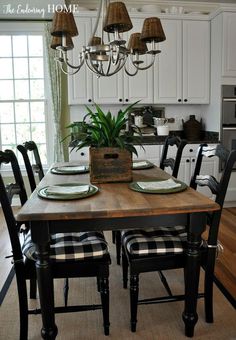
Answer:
182, 115, 202, 141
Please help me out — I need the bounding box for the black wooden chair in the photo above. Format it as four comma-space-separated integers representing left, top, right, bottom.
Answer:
114, 136, 187, 266
121, 144, 236, 332
0, 149, 111, 339
17, 141, 44, 192
159, 135, 187, 178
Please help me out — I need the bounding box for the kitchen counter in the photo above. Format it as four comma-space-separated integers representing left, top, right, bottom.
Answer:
141, 130, 219, 145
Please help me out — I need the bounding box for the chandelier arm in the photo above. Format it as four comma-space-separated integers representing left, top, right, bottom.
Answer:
56, 48, 85, 70
132, 54, 156, 71
55, 59, 81, 75
124, 64, 139, 77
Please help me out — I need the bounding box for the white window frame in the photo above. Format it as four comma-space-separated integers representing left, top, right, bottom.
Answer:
0, 21, 53, 175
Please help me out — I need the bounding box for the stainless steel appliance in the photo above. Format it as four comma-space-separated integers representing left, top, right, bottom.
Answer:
221, 85, 236, 170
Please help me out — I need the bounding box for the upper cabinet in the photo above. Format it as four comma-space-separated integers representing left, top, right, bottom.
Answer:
68, 13, 153, 105
222, 12, 236, 77
67, 16, 93, 105
68, 13, 210, 105
154, 19, 210, 104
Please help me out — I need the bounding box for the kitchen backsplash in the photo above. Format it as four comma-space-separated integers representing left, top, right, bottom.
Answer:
69, 104, 207, 130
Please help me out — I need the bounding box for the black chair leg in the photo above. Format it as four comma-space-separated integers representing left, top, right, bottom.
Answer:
29, 278, 37, 299
97, 276, 101, 292
122, 249, 128, 289
130, 274, 139, 332
112, 231, 116, 244
204, 249, 216, 323
99, 277, 110, 336
15, 267, 28, 340
63, 278, 69, 307
116, 231, 121, 265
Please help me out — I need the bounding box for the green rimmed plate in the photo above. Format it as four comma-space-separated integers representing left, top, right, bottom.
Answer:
129, 179, 187, 194
132, 160, 155, 170
51, 165, 89, 175
38, 183, 98, 200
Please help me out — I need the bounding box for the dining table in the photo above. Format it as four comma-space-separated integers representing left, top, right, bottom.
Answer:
16, 162, 220, 339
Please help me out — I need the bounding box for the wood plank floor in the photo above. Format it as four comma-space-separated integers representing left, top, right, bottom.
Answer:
0, 207, 236, 305
214, 207, 236, 303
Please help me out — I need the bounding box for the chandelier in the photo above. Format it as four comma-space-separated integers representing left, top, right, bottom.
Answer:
50, 1, 166, 77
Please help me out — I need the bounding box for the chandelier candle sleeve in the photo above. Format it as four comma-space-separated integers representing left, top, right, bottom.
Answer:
50, 0, 166, 77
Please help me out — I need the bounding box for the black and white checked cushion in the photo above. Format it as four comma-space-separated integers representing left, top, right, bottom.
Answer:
22, 231, 109, 262
121, 226, 187, 256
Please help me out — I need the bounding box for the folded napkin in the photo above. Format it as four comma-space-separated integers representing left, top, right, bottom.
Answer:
46, 185, 89, 196
57, 165, 87, 172
133, 161, 148, 168
137, 178, 181, 190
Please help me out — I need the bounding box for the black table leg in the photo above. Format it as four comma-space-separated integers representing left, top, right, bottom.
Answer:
182, 212, 207, 337
31, 221, 58, 339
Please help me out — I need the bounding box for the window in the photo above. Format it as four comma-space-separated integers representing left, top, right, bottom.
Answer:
0, 22, 52, 168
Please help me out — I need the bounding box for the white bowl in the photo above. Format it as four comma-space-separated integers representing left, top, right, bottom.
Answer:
157, 125, 169, 136
140, 5, 161, 13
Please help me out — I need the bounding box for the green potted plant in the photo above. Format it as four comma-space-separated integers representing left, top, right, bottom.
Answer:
69, 102, 142, 183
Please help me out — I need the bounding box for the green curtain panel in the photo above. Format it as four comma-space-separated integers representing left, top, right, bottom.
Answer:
44, 22, 64, 162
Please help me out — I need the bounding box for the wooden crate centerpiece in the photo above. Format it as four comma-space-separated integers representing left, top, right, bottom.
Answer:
89, 147, 132, 183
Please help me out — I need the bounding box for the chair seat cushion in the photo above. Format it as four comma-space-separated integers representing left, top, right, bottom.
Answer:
22, 231, 109, 262
121, 226, 187, 257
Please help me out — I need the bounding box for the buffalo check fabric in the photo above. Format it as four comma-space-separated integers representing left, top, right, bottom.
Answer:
121, 226, 187, 256
22, 231, 109, 262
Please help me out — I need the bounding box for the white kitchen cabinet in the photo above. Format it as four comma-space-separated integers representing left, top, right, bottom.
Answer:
69, 146, 89, 162
155, 19, 210, 104
67, 16, 93, 105
222, 12, 236, 77
133, 144, 160, 165
68, 13, 153, 105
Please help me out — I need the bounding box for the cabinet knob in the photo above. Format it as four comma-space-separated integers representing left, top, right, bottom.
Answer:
192, 158, 195, 162
119, 98, 122, 102
184, 99, 188, 102
81, 152, 85, 156
189, 148, 193, 152
186, 159, 190, 163
125, 98, 129, 102
178, 99, 182, 102
88, 99, 92, 103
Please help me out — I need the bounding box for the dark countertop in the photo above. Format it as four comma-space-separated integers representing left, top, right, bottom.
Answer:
69, 131, 219, 147
141, 130, 219, 145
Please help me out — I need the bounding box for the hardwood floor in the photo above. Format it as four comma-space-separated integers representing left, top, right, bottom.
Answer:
0, 207, 236, 306
214, 207, 236, 303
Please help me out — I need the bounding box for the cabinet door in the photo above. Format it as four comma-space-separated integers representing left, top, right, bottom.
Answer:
67, 17, 93, 105
123, 18, 154, 104
92, 17, 123, 104
222, 12, 236, 77
182, 20, 210, 104
134, 145, 160, 165
154, 19, 182, 104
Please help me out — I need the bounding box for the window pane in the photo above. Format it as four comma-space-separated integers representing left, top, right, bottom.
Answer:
0, 36, 12, 57
15, 80, 29, 99
0, 103, 14, 122
1, 124, 15, 144
30, 80, 44, 99
0, 58, 13, 79
38, 144, 47, 164
29, 58, 44, 78
31, 123, 46, 142
0, 80, 14, 100
15, 102, 30, 122
28, 36, 43, 56
16, 123, 31, 143
30, 102, 45, 122
13, 36, 27, 57
14, 58, 29, 79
